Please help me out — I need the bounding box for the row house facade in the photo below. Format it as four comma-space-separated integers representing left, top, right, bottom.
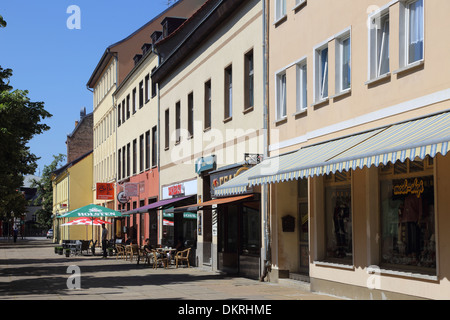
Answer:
216, 0, 450, 299
86, 0, 207, 240
152, 0, 267, 278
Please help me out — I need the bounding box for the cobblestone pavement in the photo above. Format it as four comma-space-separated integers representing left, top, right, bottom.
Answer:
0, 238, 343, 302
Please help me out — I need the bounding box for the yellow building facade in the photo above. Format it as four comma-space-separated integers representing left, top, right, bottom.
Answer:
52, 152, 94, 242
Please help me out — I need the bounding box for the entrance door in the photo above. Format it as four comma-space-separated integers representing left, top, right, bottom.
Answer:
298, 179, 309, 275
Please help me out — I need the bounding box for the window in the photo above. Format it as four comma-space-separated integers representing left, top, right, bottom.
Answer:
369, 11, 390, 79
204, 80, 212, 130
275, 0, 286, 21
145, 74, 150, 102
139, 134, 144, 172
145, 130, 150, 169
118, 149, 122, 179
165, 109, 170, 150
188, 92, 194, 138
131, 89, 136, 115
336, 32, 351, 92
122, 146, 126, 179
175, 101, 181, 143
400, 0, 424, 67
324, 171, 352, 264
224, 65, 232, 119
151, 67, 157, 98
315, 45, 329, 102
122, 99, 126, 123
245, 50, 254, 110
152, 126, 157, 167
126, 143, 130, 177
379, 158, 435, 273
296, 61, 307, 112
276, 72, 287, 120
139, 81, 144, 109
118, 103, 122, 127
132, 139, 137, 175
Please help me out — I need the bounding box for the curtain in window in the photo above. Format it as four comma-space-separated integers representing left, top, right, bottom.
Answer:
278, 74, 286, 119
342, 38, 351, 90
320, 48, 328, 99
409, 0, 424, 64
378, 18, 390, 76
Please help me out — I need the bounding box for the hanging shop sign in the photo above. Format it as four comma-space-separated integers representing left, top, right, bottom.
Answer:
96, 183, 115, 200
195, 155, 216, 174
124, 183, 139, 197
117, 191, 129, 204
168, 183, 185, 197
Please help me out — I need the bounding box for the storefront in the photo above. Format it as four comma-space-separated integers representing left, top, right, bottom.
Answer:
215, 111, 450, 299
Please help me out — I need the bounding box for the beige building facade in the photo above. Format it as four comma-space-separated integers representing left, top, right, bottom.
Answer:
263, 0, 450, 299
153, 0, 267, 278
87, 0, 207, 211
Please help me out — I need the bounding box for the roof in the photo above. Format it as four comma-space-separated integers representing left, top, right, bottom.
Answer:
52, 150, 93, 179
152, 0, 245, 84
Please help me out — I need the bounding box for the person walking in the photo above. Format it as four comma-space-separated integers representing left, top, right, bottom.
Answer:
13, 226, 18, 243
101, 224, 108, 258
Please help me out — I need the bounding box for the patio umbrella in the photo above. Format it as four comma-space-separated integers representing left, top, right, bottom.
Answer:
60, 217, 112, 226
58, 204, 122, 244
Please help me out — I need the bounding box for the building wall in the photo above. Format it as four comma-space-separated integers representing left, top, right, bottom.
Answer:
159, 0, 265, 190
268, 0, 450, 299
269, 0, 450, 156
66, 113, 93, 164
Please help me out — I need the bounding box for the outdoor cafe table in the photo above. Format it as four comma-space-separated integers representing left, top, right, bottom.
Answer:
157, 248, 177, 266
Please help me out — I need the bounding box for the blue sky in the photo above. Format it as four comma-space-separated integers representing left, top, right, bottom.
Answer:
0, 1, 174, 176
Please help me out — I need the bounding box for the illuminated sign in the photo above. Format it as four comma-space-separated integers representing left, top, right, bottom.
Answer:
393, 178, 424, 198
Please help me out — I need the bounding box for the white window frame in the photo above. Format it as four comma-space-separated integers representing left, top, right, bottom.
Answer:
275, 0, 287, 22
335, 28, 352, 94
314, 42, 329, 103
276, 71, 287, 121
368, 9, 390, 80
399, 0, 424, 68
296, 59, 307, 113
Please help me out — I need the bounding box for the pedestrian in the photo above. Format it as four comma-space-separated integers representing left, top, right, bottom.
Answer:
13, 226, 18, 243
101, 224, 108, 258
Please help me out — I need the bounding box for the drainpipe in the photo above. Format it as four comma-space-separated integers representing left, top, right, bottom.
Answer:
260, 0, 271, 282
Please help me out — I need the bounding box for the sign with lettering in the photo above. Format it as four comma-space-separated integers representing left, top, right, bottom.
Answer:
124, 183, 139, 197
393, 178, 424, 198
96, 183, 114, 200
210, 166, 250, 195
195, 155, 216, 174
168, 184, 185, 196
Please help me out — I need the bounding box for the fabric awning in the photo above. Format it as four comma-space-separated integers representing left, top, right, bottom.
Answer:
164, 194, 254, 213
215, 111, 450, 194
123, 195, 196, 215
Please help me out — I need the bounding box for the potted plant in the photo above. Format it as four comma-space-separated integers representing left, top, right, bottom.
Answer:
107, 247, 114, 257
57, 247, 63, 255
65, 248, 71, 257
54, 246, 59, 254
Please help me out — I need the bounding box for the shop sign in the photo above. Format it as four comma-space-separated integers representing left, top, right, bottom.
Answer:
393, 178, 424, 198
124, 183, 139, 197
195, 155, 216, 174
168, 184, 185, 196
183, 212, 197, 219
210, 166, 249, 193
117, 191, 129, 204
96, 183, 114, 200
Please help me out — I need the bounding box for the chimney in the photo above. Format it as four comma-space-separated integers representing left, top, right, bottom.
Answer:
133, 54, 143, 66
75, 120, 79, 128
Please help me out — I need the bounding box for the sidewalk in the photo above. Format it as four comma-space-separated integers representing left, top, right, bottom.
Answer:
0, 238, 344, 301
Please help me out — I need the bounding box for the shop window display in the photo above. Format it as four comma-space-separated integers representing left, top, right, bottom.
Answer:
380, 159, 436, 272
324, 171, 352, 264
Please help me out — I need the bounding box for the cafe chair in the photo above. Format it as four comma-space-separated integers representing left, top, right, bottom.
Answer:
151, 250, 168, 269
175, 248, 191, 268
115, 244, 125, 260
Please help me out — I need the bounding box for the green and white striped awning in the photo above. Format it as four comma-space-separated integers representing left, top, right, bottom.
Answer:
215, 111, 450, 195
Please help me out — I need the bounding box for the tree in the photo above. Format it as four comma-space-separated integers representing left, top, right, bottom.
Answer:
0, 16, 52, 219
0, 15, 6, 28
31, 154, 65, 229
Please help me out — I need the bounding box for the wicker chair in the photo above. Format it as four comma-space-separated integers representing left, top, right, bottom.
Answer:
115, 244, 125, 260
175, 248, 191, 268
151, 250, 168, 269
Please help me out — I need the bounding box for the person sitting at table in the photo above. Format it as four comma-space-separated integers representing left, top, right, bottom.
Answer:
144, 238, 153, 253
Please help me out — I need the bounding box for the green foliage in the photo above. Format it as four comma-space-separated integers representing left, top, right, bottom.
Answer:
0, 21, 52, 219
31, 154, 65, 228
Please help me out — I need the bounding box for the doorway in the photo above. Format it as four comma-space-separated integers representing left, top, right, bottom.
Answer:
298, 179, 309, 275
